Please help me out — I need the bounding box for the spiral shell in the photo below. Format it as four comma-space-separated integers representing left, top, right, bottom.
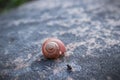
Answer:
42, 38, 66, 59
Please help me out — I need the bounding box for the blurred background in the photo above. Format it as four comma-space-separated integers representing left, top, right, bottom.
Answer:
0, 0, 29, 12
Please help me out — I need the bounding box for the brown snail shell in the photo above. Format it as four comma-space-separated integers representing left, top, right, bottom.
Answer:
42, 38, 66, 59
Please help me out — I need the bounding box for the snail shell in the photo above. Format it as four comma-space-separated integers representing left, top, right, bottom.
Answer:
42, 38, 66, 59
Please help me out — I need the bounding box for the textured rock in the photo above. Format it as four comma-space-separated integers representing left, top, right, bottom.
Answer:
0, 0, 120, 80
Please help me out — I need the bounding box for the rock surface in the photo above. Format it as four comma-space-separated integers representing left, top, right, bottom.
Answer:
0, 0, 120, 80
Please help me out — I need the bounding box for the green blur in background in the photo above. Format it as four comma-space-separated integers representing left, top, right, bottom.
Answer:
0, 0, 29, 12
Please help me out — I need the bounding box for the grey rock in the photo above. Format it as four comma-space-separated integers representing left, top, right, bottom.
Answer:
0, 0, 120, 80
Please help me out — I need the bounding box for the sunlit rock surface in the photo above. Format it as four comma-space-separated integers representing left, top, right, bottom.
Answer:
0, 0, 120, 80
